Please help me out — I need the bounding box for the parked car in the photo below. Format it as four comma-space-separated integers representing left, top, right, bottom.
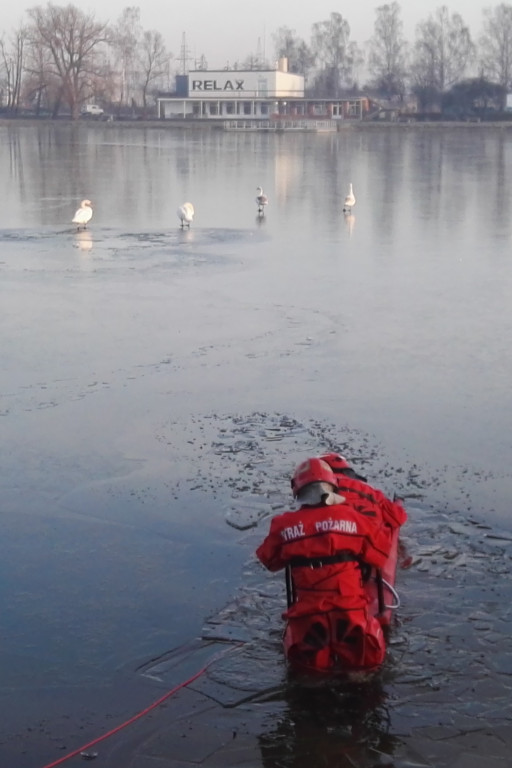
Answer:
81, 104, 104, 117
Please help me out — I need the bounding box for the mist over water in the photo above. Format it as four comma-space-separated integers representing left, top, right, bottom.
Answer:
2, 123, 512, 766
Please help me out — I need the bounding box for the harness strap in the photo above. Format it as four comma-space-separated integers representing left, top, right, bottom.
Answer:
289, 552, 359, 569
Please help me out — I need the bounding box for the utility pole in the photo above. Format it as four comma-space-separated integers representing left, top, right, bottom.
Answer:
255, 36, 263, 69
179, 32, 192, 74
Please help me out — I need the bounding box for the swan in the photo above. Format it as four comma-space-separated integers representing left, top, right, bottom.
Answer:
343, 183, 355, 213
177, 202, 194, 228
72, 199, 93, 230
256, 186, 269, 215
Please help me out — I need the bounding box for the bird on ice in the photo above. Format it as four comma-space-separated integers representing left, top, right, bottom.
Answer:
343, 183, 356, 213
177, 202, 194, 228
256, 186, 269, 215
72, 199, 93, 230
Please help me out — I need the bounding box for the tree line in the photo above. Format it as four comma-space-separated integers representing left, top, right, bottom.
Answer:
0, 4, 171, 118
273, 3, 512, 113
1, 2, 512, 119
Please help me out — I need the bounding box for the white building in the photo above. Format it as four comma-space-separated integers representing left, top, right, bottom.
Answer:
158, 59, 305, 120
157, 59, 370, 127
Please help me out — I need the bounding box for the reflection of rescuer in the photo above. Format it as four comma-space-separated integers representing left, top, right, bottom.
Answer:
255, 456, 407, 671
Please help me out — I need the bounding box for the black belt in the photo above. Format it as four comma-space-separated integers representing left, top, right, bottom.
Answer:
289, 552, 359, 569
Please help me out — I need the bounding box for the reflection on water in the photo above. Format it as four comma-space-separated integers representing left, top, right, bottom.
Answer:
259, 678, 398, 768
73, 229, 93, 251
344, 210, 355, 236
3, 124, 512, 243
177, 226, 195, 244
3, 125, 512, 766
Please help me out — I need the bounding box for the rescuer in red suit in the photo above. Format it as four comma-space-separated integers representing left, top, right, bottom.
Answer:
256, 458, 397, 671
318, 453, 407, 530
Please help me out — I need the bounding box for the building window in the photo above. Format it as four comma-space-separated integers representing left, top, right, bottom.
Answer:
260, 103, 268, 115
243, 102, 252, 115
257, 77, 268, 97
225, 102, 235, 115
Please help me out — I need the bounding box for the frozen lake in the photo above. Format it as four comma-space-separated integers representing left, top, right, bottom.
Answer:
2, 123, 512, 766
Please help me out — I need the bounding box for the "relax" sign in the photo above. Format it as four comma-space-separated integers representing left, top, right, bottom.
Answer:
191, 79, 245, 92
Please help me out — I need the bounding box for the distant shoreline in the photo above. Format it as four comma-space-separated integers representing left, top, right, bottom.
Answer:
2, 117, 512, 130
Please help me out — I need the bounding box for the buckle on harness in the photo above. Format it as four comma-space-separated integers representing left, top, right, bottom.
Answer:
289, 552, 359, 569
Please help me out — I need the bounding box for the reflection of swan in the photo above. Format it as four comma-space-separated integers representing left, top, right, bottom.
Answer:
256, 186, 268, 215
178, 227, 195, 243
177, 202, 194, 228
74, 230, 93, 251
344, 212, 355, 237
72, 199, 93, 230
342, 183, 355, 213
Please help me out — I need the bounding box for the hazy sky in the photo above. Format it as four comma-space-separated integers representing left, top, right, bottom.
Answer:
2, 0, 488, 69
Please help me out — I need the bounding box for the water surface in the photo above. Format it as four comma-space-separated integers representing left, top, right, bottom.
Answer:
1, 123, 512, 766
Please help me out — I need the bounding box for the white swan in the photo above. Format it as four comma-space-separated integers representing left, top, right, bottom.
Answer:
177, 202, 194, 228
343, 183, 356, 213
256, 186, 269, 215
72, 199, 93, 229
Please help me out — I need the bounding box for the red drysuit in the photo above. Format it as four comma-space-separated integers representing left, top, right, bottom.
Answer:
256, 498, 395, 671
334, 475, 407, 529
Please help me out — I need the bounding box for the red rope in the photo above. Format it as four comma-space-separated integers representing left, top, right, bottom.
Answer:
40, 643, 242, 768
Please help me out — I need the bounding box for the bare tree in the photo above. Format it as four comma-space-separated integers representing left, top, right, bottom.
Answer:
137, 30, 170, 114
110, 6, 142, 112
0, 25, 28, 112
412, 6, 474, 94
479, 3, 512, 99
272, 26, 315, 77
26, 2, 109, 118
23, 26, 61, 115
311, 12, 362, 97
240, 53, 264, 70
367, 2, 408, 99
